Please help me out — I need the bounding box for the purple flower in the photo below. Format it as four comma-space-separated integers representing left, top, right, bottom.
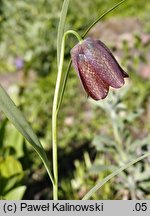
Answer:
71, 38, 128, 100
15, 57, 24, 70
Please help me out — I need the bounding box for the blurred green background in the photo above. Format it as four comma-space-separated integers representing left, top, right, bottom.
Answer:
0, 0, 150, 199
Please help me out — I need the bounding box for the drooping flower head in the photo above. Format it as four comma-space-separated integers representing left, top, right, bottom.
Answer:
71, 38, 128, 100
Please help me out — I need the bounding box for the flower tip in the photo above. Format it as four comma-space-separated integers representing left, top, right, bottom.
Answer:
122, 70, 129, 78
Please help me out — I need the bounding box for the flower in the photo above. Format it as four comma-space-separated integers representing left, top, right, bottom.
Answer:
71, 38, 128, 100
15, 57, 24, 70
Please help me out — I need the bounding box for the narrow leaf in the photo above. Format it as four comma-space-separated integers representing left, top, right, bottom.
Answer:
82, 0, 126, 38
82, 152, 150, 200
57, 0, 70, 66
0, 84, 53, 184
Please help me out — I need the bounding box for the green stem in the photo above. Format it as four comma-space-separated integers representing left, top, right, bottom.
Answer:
110, 111, 127, 162
52, 30, 82, 200
112, 122, 127, 162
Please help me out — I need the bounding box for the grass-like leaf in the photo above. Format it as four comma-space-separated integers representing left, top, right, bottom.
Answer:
0, 84, 53, 184
57, 0, 70, 66
82, 0, 126, 37
82, 152, 150, 200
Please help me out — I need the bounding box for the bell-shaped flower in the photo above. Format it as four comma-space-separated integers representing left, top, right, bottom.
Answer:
71, 38, 128, 100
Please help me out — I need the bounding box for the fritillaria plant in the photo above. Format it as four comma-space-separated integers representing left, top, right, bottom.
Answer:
52, 0, 129, 199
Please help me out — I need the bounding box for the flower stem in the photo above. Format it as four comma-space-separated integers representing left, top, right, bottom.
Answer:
52, 30, 82, 200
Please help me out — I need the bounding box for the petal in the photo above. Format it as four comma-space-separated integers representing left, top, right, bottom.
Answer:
71, 43, 81, 75
77, 54, 109, 100
82, 38, 128, 88
96, 40, 129, 78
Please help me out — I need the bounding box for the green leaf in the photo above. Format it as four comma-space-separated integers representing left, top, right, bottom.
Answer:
6, 127, 25, 158
82, 152, 150, 200
0, 156, 23, 178
0, 156, 24, 194
0, 84, 53, 184
57, 0, 70, 66
0, 119, 7, 150
4, 186, 26, 200
89, 164, 115, 174
82, 0, 127, 38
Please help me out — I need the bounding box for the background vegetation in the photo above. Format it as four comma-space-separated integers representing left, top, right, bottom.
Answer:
0, 0, 150, 199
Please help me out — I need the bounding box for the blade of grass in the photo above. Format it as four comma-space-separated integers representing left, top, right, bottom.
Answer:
57, 0, 70, 66
82, 152, 150, 200
0, 84, 53, 185
56, 59, 71, 112
82, 0, 126, 38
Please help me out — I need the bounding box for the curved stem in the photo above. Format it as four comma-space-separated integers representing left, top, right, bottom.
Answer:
52, 30, 82, 200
